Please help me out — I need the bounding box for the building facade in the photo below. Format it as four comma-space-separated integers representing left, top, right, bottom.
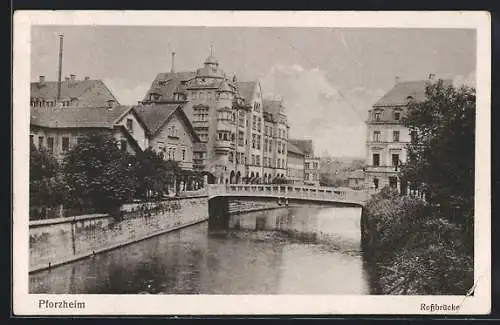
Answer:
365, 77, 452, 193
286, 141, 305, 184
289, 139, 320, 186
30, 105, 141, 161
141, 53, 290, 184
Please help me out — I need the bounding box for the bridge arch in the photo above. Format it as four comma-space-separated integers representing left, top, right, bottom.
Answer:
230, 170, 235, 184
236, 171, 241, 184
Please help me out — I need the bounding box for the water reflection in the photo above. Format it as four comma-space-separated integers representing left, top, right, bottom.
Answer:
30, 205, 371, 294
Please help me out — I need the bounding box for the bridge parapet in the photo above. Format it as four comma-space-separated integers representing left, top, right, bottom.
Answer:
207, 184, 367, 206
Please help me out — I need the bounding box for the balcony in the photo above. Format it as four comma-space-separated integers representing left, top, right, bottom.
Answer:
214, 140, 235, 153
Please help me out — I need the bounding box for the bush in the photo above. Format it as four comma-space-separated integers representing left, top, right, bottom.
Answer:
362, 187, 473, 295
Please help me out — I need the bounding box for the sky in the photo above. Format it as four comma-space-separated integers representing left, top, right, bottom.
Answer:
31, 26, 476, 158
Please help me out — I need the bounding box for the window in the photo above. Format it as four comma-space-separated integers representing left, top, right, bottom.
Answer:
394, 111, 401, 121
263, 139, 268, 152
237, 131, 244, 147
373, 131, 381, 142
305, 162, 310, 169
229, 152, 233, 163
256, 135, 261, 150
62, 137, 70, 152
252, 134, 256, 149
374, 112, 381, 121
373, 178, 379, 190
182, 149, 186, 161
268, 140, 272, 153
168, 125, 178, 138
277, 159, 281, 169
277, 141, 281, 154
120, 140, 127, 153
392, 154, 399, 167
256, 155, 260, 166
258, 117, 262, 132
393, 130, 400, 142
389, 176, 398, 188
47, 137, 54, 153
373, 153, 380, 166
313, 162, 318, 169
38, 136, 44, 149
126, 118, 133, 134
252, 116, 256, 130
251, 154, 255, 165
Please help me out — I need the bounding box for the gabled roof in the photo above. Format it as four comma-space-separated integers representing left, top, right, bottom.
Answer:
348, 169, 365, 179
236, 81, 257, 103
287, 141, 305, 156
30, 105, 132, 129
289, 139, 314, 156
374, 79, 453, 107
263, 99, 283, 116
133, 103, 200, 143
30, 79, 119, 107
113, 125, 143, 153
143, 71, 197, 102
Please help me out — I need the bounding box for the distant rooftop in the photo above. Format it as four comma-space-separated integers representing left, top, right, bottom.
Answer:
30, 76, 119, 107
374, 79, 453, 107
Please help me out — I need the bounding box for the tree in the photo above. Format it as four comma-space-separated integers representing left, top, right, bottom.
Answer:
30, 141, 67, 208
401, 79, 475, 228
63, 132, 137, 213
135, 148, 180, 199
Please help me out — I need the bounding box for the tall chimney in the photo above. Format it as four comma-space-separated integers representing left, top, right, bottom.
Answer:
170, 51, 176, 73
56, 34, 64, 103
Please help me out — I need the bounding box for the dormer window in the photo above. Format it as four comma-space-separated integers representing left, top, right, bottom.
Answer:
394, 111, 401, 121
374, 112, 381, 121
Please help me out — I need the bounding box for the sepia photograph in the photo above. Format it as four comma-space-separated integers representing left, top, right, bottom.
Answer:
13, 11, 490, 315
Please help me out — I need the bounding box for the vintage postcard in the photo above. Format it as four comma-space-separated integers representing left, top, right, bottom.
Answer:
13, 11, 491, 315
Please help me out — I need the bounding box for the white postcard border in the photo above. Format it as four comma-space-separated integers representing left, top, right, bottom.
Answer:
13, 10, 491, 315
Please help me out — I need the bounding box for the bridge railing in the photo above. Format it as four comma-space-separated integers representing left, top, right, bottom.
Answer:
207, 184, 368, 204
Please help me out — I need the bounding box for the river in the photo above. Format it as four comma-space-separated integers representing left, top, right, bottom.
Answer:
30, 205, 374, 294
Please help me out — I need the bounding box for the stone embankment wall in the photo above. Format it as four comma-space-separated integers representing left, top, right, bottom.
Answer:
29, 196, 208, 273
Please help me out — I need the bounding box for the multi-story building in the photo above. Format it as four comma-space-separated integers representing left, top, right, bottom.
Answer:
286, 141, 305, 184
289, 139, 320, 186
30, 74, 120, 108
365, 77, 452, 193
30, 105, 142, 161
30, 103, 201, 172
141, 52, 289, 184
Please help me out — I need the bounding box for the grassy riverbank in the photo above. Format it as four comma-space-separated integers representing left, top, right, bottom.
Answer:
361, 188, 473, 295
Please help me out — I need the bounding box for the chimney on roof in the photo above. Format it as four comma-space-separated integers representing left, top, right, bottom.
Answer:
70, 74, 76, 82
84, 76, 90, 80
428, 73, 436, 81
39, 75, 45, 84
170, 51, 176, 73
395, 76, 400, 85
